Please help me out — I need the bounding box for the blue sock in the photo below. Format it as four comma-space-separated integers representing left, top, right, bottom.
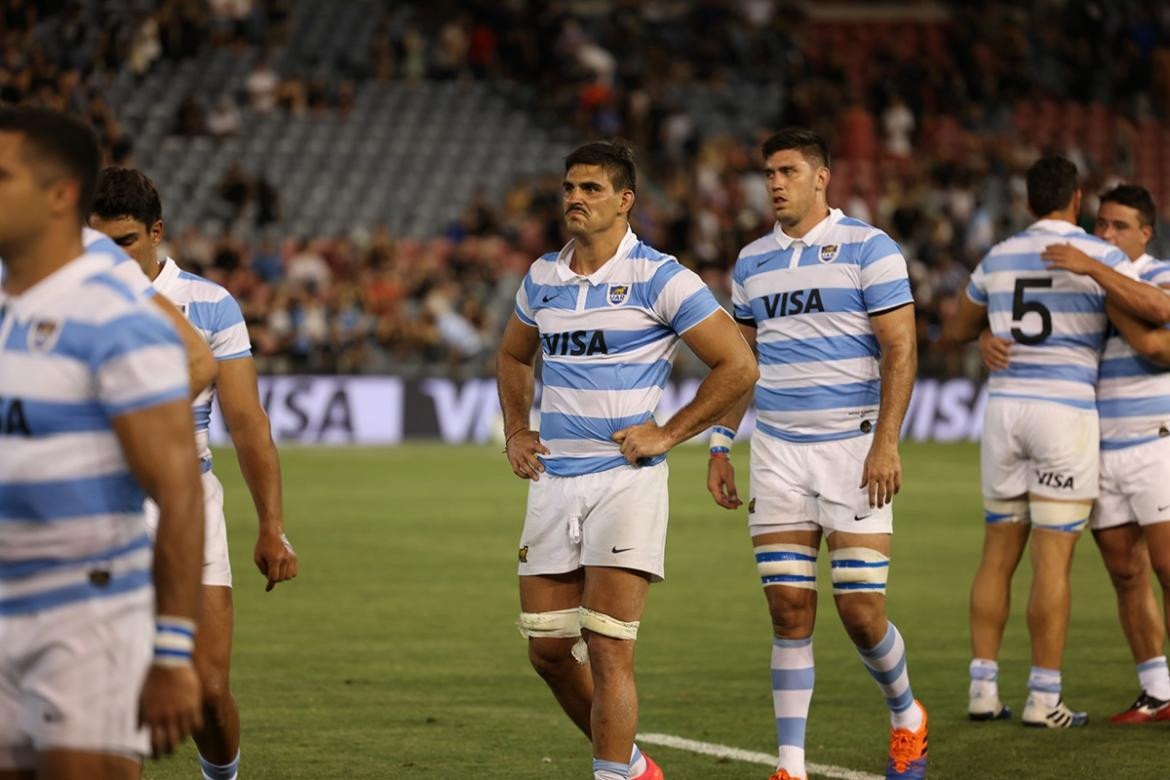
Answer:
199, 751, 240, 780
593, 757, 630, 779
771, 636, 813, 777
628, 744, 646, 775
857, 623, 920, 729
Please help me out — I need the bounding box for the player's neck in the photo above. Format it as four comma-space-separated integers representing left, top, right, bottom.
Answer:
0, 228, 84, 296
571, 221, 628, 276
144, 255, 163, 281
1037, 209, 1077, 225
781, 204, 830, 240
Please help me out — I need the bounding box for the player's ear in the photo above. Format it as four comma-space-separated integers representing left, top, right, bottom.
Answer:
816, 166, 830, 194
151, 219, 164, 247
620, 188, 634, 216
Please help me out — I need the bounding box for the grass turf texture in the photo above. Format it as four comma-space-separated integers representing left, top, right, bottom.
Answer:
144, 442, 1167, 779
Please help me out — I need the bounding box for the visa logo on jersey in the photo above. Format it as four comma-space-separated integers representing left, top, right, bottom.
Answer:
761, 288, 825, 319
541, 330, 609, 356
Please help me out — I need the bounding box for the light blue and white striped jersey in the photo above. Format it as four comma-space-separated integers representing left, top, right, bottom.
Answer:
1098, 254, 1170, 449
966, 219, 1128, 410
0, 251, 188, 616
731, 208, 913, 443
152, 257, 251, 467
515, 228, 721, 477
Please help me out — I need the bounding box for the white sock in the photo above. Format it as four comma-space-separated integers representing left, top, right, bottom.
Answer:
1028, 666, 1061, 708
857, 623, 921, 730
593, 758, 629, 779
772, 636, 814, 778
969, 657, 999, 699
628, 743, 646, 776
1138, 656, 1170, 700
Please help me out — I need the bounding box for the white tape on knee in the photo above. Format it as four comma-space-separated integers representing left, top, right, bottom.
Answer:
578, 607, 640, 641
517, 608, 581, 639
755, 544, 818, 590
830, 547, 890, 595
1030, 501, 1090, 533
984, 498, 1029, 525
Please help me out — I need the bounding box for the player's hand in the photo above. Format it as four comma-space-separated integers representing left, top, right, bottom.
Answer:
139, 663, 202, 758
613, 420, 673, 465
707, 456, 742, 509
977, 329, 1012, 372
860, 437, 901, 509
1042, 243, 1096, 275
505, 429, 549, 481
255, 530, 298, 592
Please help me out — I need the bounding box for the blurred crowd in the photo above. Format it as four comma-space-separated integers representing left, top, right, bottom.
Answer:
6, 0, 1170, 377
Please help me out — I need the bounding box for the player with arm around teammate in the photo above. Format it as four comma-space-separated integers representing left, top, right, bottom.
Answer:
706, 129, 924, 780
90, 167, 297, 780
941, 156, 1135, 728
498, 141, 758, 780
980, 184, 1170, 723
0, 106, 204, 780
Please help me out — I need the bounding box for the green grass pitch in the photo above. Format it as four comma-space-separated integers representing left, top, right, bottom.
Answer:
143, 442, 1168, 779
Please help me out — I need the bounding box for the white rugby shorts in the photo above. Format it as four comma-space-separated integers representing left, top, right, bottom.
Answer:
145, 469, 232, 588
1091, 435, 1170, 530
0, 590, 152, 768
981, 398, 1099, 502
517, 460, 669, 582
748, 430, 893, 536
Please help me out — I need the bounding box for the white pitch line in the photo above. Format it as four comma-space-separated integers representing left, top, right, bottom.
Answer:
635, 732, 884, 780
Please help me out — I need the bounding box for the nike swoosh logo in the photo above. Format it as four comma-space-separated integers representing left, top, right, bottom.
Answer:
611, 546, 634, 554
1159, 505, 1170, 512
854, 514, 872, 521
542, 295, 554, 303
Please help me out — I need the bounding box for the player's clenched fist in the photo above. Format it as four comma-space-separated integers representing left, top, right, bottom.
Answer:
612, 420, 673, 464
505, 428, 550, 480
139, 664, 202, 758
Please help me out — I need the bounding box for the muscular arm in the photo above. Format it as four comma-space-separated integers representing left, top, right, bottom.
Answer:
496, 314, 548, 479
938, 292, 989, 346
150, 294, 217, 397
113, 398, 204, 621
1108, 301, 1170, 366
871, 304, 917, 447
217, 356, 296, 589
711, 323, 758, 431
1043, 244, 1170, 324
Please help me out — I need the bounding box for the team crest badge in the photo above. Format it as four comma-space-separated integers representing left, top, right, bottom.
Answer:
607, 284, 630, 306
518, 545, 529, 563
748, 498, 756, 514
819, 244, 840, 263
27, 319, 61, 352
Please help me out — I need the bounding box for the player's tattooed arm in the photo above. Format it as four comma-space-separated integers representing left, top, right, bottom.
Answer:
497, 313, 549, 480
1107, 301, 1170, 367
616, 310, 758, 464
218, 355, 297, 591
150, 294, 217, 397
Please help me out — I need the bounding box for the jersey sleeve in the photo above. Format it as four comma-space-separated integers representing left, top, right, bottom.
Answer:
859, 232, 914, 314
514, 270, 538, 327
206, 294, 251, 360
731, 260, 754, 326
1142, 262, 1170, 287
648, 261, 721, 334
965, 261, 989, 306
91, 306, 188, 418
109, 256, 157, 297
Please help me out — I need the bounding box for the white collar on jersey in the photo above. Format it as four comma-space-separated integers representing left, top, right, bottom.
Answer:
772, 207, 843, 249
554, 226, 639, 285
152, 255, 180, 291
1027, 218, 1086, 236
3, 252, 111, 320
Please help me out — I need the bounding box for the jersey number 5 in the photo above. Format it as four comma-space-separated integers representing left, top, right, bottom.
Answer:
1010, 277, 1053, 345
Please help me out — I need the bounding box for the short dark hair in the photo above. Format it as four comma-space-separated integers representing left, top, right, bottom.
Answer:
564, 141, 636, 193
1026, 156, 1079, 216
92, 167, 163, 227
0, 106, 99, 221
1100, 184, 1156, 230
761, 128, 830, 169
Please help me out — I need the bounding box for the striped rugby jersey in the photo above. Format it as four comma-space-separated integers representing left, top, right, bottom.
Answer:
0, 252, 188, 616
515, 227, 721, 477
82, 226, 156, 297
966, 219, 1127, 410
731, 208, 913, 443
1097, 254, 1170, 450
151, 257, 251, 469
